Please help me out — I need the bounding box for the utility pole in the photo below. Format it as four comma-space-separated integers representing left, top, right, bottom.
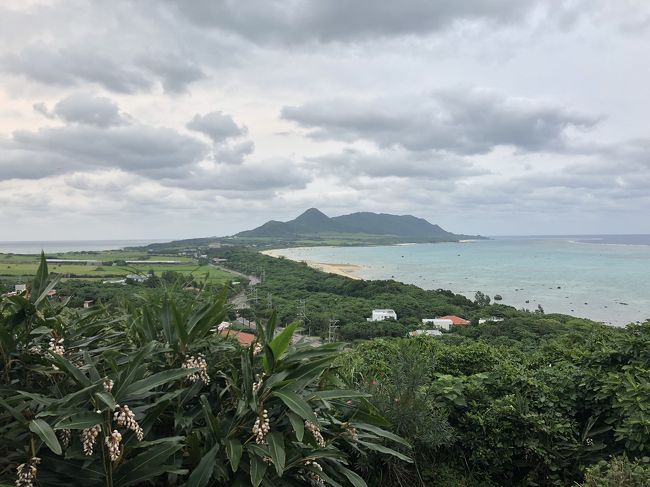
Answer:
267, 293, 273, 309
328, 319, 340, 343
248, 287, 258, 305
297, 299, 309, 334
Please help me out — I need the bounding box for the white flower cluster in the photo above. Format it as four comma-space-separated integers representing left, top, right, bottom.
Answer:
48, 337, 65, 369
343, 422, 358, 441
57, 428, 72, 449
103, 378, 114, 392
252, 372, 265, 393
252, 409, 270, 444
48, 337, 64, 356
15, 457, 40, 487
304, 460, 325, 487
253, 343, 263, 356
305, 420, 326, 447
114, 405, 144, 441
81, 424, 101, 456
586, 437, 594, 446
217, 321, 230, 333
182, 354, 210, 384
105, 430, 122, 462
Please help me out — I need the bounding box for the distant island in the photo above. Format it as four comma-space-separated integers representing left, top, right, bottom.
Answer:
143, 208, 484, 250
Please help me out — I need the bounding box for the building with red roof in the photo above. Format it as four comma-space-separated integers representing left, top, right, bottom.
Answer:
220, 330, 256, 347
437, 315, 470, 326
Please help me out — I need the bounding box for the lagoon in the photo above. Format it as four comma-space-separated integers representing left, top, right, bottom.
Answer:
267, 235, 650, 326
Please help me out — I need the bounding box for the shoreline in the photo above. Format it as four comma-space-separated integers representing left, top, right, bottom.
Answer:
261, 249, 363, 280
260, 244, 647, 327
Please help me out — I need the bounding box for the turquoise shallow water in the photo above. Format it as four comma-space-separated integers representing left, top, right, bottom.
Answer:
270, 236, 650, 326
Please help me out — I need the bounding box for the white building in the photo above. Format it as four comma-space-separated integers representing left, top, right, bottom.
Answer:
368, 309, 397, 321
126, 274, 148, 283
479, 317, 505, 324
422, 318, 454, 331
409, 329, 443, 337
14, 284, 27, 293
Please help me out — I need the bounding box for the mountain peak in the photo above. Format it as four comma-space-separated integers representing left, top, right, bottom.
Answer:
297, 208, 328, 219
293, 208, 330, 224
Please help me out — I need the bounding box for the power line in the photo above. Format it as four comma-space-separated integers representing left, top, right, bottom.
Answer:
328, 319, 340, 343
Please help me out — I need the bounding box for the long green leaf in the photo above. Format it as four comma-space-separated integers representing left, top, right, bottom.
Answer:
55, 412, 102, 430
125, 368, 194, 396
355, 423, 410, 447
266, 432, 285, 476
49, 354, 91, 387
338, 467, 368, 487
30, 252, 49, 303
312, 390, 370, 401
186, 443, 219, 487
95, 391, 117, 410
356, 440, 412, 462
268, 322, 298, 362
249, 454, 267, 487
287, 411, 304, 442
0, 396, 28, 426
226, 439, 243, 472
272, 390, 317, 423
113, 343, 154, 399
29, 419, 62, 455
114, 440, 183, 486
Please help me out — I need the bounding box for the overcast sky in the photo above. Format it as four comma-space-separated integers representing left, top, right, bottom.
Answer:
1, 0, 649, 240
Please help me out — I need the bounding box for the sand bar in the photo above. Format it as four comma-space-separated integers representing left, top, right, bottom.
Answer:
261, 249, 363, 280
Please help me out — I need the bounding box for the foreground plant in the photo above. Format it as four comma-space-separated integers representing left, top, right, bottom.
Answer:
0, 254, 409, 486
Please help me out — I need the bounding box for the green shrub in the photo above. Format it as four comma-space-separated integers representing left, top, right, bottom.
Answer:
0, 255, 409, 486
581, 456, 650, 486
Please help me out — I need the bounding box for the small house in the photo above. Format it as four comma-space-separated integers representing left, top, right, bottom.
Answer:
422, 318, 453, 331
437, 315, 470, 326
368, 309, 397, 322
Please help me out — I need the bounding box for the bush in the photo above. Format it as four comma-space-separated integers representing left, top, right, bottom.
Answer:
0, 255, 409, 486
581, 456, 650, 486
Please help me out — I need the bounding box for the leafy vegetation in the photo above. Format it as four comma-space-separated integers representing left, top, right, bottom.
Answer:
0, 255, 406, 486
338, 317, 650, 485
3, 248, 649, 486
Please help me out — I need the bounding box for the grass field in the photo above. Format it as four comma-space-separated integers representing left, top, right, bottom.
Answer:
0, 252, 234, 285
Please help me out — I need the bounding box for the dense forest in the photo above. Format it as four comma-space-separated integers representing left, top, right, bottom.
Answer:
1, 252, 650, 486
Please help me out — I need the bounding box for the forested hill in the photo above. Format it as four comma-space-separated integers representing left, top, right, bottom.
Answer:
235, 208, 483, 243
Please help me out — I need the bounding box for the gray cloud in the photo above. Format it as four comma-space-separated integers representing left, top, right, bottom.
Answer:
309, 147, 488, 180
283, 88, 600, 155
212, 140, 255, 165
166, 157, 311, 192
3, 45, 153, 94
7, 124, 208, 178
187, 111, 247, 143
138, 54, 206, 94
45, 93, 128, 127
166, 0, 559, 44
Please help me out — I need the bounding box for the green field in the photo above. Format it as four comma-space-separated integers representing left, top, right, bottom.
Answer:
0, 252, 234, 285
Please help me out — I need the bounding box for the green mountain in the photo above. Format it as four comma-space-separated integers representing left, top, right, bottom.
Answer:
235, 208, 482, 243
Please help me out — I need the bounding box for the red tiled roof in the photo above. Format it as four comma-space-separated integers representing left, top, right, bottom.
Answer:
438, 315, 470, 326
220, 330, 256, 347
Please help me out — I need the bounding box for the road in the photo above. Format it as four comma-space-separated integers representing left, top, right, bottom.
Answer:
210, 263, 260, 309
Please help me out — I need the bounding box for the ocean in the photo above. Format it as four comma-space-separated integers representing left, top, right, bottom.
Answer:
267, 235, 650, 326
0, 240, 166, 254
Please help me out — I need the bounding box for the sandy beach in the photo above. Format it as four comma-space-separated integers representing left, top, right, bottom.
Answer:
261, 249, 363, 280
